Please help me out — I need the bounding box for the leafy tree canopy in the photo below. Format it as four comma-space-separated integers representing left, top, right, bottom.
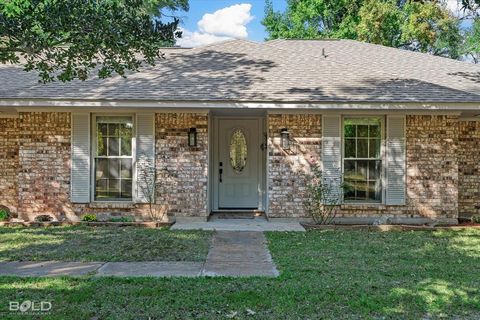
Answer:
263, 0, 462, 59
0, 0, 188, 82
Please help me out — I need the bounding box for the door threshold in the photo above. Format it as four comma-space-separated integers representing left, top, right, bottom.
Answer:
210, 210, 265, 220
212, 210, 264, 213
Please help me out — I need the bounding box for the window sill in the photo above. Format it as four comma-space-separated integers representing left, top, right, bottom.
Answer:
89, 202, 136, 209
341, 203, 386, 210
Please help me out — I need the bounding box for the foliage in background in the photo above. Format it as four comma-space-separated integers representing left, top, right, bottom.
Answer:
304, 165, 346, 224
263, 0, 464, 59
463, 18, 480, 63
0, 0, 189, 82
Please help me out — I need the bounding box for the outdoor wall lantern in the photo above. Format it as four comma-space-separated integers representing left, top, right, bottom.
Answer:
188, 128, 197, 147
280, 128, 290, 150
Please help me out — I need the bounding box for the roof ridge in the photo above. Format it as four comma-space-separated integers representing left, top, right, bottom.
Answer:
188, 38, 261, 53
342, 39, 480, 69
263, 39, 399, 80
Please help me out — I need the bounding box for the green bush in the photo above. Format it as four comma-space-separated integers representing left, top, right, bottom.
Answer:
472, 215, 480, 224
82, 214, 98, 222
35, 215, 53, 222
0, 209, 9, 221
108, 216, 135, 223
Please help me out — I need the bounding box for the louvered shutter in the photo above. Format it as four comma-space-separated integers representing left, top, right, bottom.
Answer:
385, 115, 406, 205
322, 115, 342, 201
135, 113, 155, 203
71, 113, 91, 203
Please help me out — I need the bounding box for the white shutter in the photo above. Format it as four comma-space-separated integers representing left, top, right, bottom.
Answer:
322, 115, 342, 200
386, 115, 406, 205
71, 113, 91, 203
135, 113, 155, 203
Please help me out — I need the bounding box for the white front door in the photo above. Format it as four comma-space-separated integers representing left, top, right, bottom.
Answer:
216, 118, 262, 209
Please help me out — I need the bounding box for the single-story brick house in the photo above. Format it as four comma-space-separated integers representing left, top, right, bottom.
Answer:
1, 39, 480, 224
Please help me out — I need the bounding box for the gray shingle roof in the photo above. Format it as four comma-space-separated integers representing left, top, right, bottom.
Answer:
2, 39, 480, 103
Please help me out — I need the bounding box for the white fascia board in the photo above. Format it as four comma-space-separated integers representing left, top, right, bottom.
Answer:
0, 98, 480, 112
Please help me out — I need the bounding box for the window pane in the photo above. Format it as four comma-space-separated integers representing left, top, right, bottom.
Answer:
344, 124, 356, 138
369, 160, 381, 180
95, 159, 108, 179
108, 137, 120, 156
98, 123, 108, 136
355, 181, 367, 199
344, 181, 356, 200
121, 159, 132, 179
120, 123, 133, 156
121, 138, 132, 156
357, 139, 368, 158
369, 124, 380, 138
108, 159, 120, 179
345, 139, 356, 158
357, 160, 368, 180
344, 160, 356, 180
367, 182, 378, 201
108, 179, 120, 198
95, 179, 108, 199
108, 123, 119, 137
369, 139, 381, 158
357, 125, 368, 137
121, 180, 132, 198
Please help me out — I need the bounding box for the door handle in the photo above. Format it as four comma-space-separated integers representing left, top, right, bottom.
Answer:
219, 168, 223, 183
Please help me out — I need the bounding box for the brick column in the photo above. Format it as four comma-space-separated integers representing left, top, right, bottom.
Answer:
17, 112, 72, 221
155, 113, 208, 218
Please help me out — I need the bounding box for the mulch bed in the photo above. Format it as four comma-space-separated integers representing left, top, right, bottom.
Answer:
302, 223, 480, 231
0, 221, 173, 228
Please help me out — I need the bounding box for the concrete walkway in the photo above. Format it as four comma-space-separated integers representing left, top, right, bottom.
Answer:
202, 231, 279, 277
171, 217, 305, 232
0, 231, 279, 277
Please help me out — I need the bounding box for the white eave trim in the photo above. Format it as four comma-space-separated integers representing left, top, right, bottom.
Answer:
0, 98, 480, 112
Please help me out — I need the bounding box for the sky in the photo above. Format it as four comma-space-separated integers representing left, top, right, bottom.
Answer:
174, 0, 472, 48
175, 0, 286, 47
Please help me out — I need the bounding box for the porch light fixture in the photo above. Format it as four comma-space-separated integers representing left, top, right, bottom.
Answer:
188, 128, 197, 147
280, 128, 290, 150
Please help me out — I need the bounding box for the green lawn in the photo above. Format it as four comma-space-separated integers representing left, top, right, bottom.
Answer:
0, 226, 212, 262
0, 229, 479, 319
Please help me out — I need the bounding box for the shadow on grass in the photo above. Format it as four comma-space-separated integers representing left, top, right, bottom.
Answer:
0, 226, 212, 262
0, 229, 478, 319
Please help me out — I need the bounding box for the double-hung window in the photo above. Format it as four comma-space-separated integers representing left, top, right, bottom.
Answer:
343, 117, 383, 202
94, 116, 134, 201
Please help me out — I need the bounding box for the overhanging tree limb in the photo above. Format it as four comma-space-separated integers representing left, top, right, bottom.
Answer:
0, 0, 188, 82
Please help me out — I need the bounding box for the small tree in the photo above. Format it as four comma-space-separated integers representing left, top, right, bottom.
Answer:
137, 158, 168, 222
304, 164, 346, 225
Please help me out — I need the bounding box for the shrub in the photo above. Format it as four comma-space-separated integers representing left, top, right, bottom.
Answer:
35, 215, 53, 222
304, 164, 347, 225
108, 216, 135, 223
82, 214, 98, 222
472, 215, 480, 224
0, 209, 9, 221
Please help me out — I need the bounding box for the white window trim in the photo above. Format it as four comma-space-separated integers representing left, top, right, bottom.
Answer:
341, 115, 386, 205
90, 113, 137, 203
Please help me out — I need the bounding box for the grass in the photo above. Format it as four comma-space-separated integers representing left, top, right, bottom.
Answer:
0, 226, 212, 262
0, 229, 479, 319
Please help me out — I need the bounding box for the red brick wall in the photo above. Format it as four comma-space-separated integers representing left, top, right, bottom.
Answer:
267, 114, 459, 221
0, 118, 20, 216
267, 114, 322, 218
458, 121, 480, 219
17, 112, 72, 221
155, 113, 209, 217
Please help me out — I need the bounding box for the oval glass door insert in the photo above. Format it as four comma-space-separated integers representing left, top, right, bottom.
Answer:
230, 129, 247, 174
